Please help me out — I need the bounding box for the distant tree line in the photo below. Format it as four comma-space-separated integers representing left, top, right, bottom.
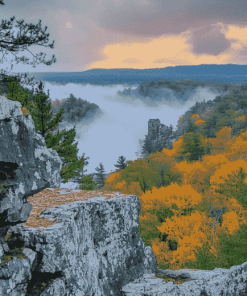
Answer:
50, 94, 99, 124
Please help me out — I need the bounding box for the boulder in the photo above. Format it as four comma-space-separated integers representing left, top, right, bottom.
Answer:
0, 95, 62, 242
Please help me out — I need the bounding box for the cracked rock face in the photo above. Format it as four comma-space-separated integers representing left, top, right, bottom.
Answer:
0, 96, 62, 240
4, 194, 158, 296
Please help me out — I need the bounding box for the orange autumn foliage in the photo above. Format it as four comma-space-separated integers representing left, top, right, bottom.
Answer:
140, 183, 203, 214
104, 171, 129, 193
171, 160, 209, 192
194, 119, 205, 126
190, 114, 200, 120
207, 126, 233, 155
210, 159, 247, 195
168, 136, 184, 157
104, 169, 146, 196
154, 212, 219, 268
235, 115, 245, 122
102, 125, 247, 269
139, 183, 219, 269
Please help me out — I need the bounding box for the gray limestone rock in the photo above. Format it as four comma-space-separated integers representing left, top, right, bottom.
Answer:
0, 96, 62, 239
148, 119, 177, 152
121, 262, 247, 296
7, 193, 157, 296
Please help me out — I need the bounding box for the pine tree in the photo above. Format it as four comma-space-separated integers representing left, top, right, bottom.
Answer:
141, 134, 153, 158
178, 132, 206, 163
114, 156, 127, 172
31, 81, 90, 184
185, 118, 197, 133
77, 174, 101, 191
0, 2, 97, 188
94, 163, 106, 190
4, 78, 90, 185
3, 75, 34, 108
151, 141, 161, 153
201, 112, 218, 139
0, 1, 57, 90
24, 81, 63, 137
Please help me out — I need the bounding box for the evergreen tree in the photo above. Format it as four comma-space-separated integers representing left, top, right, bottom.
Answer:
94, 163, 106, 190
3, 75, 34, 108
185, 118, 197, 133
151, 141, 160, 153
141, 134, 153, 158
77, 174, 101, 191
23, 81, 64, 138
0, 2, 98, 189
4, 77, 90, 185
114, 156, 127, 172
30, 81, 90, 184
201, 112, 218, 138
178, 132, 206, 163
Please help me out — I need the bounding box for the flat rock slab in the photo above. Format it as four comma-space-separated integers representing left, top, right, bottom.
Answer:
121, 262, 247, 296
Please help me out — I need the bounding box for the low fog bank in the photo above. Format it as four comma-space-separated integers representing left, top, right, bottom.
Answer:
25, 81, 225, 189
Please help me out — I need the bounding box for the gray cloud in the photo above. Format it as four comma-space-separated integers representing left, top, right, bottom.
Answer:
1, 0, 247, 72
188, 24, 232, 56
93, 0, 247, 35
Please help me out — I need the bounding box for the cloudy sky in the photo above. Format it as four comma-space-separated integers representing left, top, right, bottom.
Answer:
0, 0, 247, 73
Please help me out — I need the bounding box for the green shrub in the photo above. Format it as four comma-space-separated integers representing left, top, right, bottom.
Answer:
78, 175, 102, 190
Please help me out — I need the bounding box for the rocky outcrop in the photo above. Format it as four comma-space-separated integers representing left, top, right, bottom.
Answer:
147, 118, 177, 151
0, 95, 62, 241
0, 97, 158, 296
1, 190, 157, 296
2, 96, 247, 296
122, 263, 247, 295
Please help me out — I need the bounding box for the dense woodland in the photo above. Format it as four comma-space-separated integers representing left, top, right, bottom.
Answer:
2, 75, 247, 272
103, 81, 247, 271
50, 94, 99, 124
117, 78, 247, 104
101, 83, 247, 271
138, 78, 247, 97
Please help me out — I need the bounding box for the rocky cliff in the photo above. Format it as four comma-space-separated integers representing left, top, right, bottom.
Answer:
0, 96, 157, 295
1, 95, 247, 296
148, 118, 177, 150
139, 118, 178, 157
